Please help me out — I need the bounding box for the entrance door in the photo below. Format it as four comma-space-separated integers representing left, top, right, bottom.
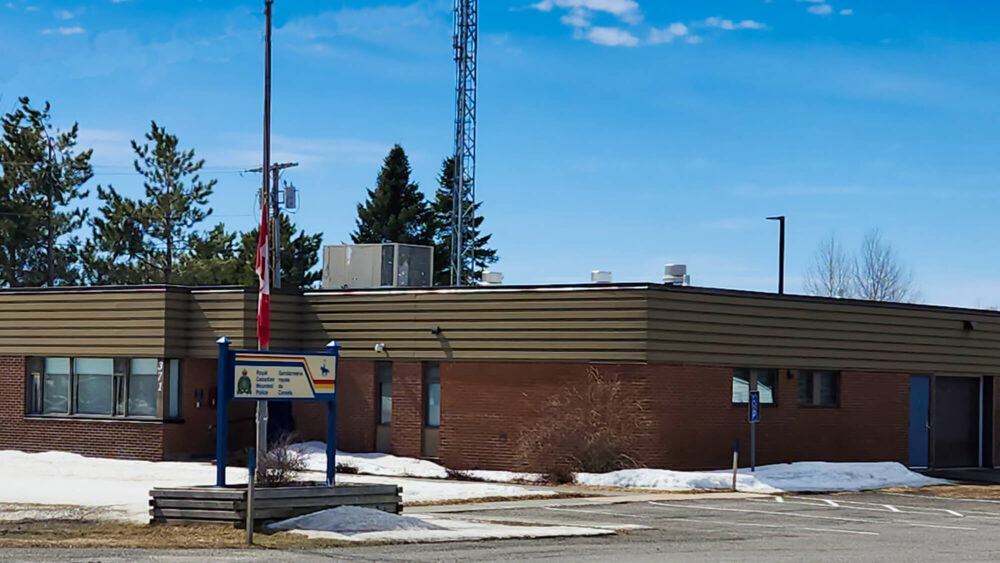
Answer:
933, 376, 980, 468
909, 376, 930, 468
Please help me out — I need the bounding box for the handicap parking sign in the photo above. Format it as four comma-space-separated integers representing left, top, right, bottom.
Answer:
749, 390, 760, 424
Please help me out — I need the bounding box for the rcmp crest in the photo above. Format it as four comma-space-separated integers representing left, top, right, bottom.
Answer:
236, 368, 252, 395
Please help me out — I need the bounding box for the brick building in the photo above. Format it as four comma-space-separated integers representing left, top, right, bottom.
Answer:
0, 283, 997, 470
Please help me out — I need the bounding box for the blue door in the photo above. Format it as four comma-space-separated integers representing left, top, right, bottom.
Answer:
909, 376, 931, 467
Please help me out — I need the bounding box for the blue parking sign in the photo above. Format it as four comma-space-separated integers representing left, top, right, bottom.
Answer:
749, 390, 760, 423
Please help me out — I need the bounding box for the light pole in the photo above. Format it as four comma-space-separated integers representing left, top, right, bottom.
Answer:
766, 216, 785, 294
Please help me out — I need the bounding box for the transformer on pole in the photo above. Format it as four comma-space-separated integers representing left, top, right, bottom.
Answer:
451, 0, 477, 286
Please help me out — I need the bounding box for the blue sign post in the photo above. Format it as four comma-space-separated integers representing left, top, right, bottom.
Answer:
216, 340, 340, 487
748, 389, 760, 472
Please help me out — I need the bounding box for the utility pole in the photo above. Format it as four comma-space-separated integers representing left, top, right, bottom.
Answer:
249, 162, 298, 289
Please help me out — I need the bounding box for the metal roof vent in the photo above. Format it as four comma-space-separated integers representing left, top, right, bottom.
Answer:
481, 271, 503, 285
591, 270, 612, 284
663, 264, 690, 286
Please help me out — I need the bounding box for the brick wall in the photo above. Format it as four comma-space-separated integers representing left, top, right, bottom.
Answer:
0, 356, 165, 461
293, 359, 377, 453
390, 362, 423, 458
163, 358, 219, 460
439, 361, 911, 471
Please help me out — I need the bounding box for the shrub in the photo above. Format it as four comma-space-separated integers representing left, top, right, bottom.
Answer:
256, 434, 308, 487
445, 468, 486, 482
516, 366, 651, 484
335, 462, 358, 475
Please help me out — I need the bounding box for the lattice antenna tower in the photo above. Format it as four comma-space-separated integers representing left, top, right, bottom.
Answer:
451, 0, 477, 286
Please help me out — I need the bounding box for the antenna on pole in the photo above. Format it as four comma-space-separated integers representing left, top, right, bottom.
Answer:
451, 0, 477, 286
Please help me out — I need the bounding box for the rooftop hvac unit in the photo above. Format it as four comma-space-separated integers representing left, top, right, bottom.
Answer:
322, 243, 433, 289
591, 270, 612, 284
663, 264, 690, 286
481, 271, 503, 285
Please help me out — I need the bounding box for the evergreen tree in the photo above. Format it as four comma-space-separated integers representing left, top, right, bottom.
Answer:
85, 122, 215, 284
431, 156, 497, 285
237, 214, 323, 289
0, 97, 91, 286
175, 224, 243, 286
352, 145, 433, 245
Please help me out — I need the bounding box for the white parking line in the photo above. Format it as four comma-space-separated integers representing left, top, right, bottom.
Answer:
667, 516, 879, 537
876, 492, 1000, 505
648, 502, 978, 531
784, 496, 965, 518
543, 506, 645, 519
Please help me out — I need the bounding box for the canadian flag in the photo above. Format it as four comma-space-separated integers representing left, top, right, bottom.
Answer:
255, 201, 271, 349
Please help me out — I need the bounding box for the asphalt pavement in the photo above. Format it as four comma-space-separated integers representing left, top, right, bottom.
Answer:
4, 491, 1000, 562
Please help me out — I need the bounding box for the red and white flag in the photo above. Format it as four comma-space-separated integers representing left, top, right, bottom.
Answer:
255, 202, 271, 349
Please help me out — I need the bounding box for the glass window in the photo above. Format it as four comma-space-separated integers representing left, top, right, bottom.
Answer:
26, 358, 43, 414
798, 370, 840, 407
425, 363, 441, 428
732, 368, 777, 404
74, 358, 114, 415
377, 362, 392, 425
128, 358, 159, 417
43, 357, 71, 414
168, 359, 180, 418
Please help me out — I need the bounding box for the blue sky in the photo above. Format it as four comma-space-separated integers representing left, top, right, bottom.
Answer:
2, 0, 1000, 307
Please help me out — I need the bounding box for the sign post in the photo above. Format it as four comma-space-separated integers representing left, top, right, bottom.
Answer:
215, 341, 339, 488
748, 389, 760, 472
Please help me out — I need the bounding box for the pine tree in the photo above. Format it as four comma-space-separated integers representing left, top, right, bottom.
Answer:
238, 214, 323, 289
85, 122, 215, 284
0, 97, 91, 286
176, 224, 243, 286
352, 145, 433, 246
432, 156, 497, 285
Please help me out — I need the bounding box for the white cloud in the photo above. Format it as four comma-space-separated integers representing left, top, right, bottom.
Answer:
704, 17, 766, 30
808, 4, 833, 15
54, 9, 73, 19
560, 7, 590, 28
583, 26, 639, 47
532, 0, 641, 22
648, 22, 687, 44
41, 26, 84, 35
840, 9, 853, 15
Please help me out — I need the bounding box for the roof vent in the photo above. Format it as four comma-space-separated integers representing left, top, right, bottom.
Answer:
481, 271, 503, 285
663, 264, 690, 286
591, 270, 612, 284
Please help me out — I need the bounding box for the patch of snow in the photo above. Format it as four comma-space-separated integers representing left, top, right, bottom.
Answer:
0, 450, 247, 523
269, 505, 443, 533
337, 473, 554, 504
268, 505, 612, 543
462, 470, 543, 484
290, 441, 448, 479
576, 462, 947, 493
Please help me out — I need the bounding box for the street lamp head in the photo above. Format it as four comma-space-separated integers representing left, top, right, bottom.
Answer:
766, 216, 785, 221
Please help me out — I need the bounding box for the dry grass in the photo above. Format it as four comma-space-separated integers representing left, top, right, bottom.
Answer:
0, 520, 351, 549
876, 484, 1000, 500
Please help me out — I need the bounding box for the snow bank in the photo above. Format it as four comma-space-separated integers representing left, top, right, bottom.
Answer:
576, 461, 947, 493
290, 442, 449, 479
268, 505, 611, 543
268, 505, 443, 533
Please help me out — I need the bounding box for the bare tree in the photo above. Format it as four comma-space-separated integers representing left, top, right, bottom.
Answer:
854, 228, 918, 302
804, 233, 854, 298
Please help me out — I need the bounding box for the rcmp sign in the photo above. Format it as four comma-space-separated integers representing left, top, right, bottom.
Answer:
233, 352, 336, 400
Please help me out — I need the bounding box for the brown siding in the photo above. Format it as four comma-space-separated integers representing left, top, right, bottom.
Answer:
301, 288, 648, 362
0, 288, 171, 357
649, 288, 1000, 375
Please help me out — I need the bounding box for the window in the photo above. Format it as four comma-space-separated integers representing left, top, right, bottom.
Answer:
167, 359, 181, 418
424, 363, 440, 428
732, 368, 777, 404
26, 356, 177, 418
75, 358, 114, 415
128, 359, 159, 417
377, 362, 392, 425
798, 370, 840, 407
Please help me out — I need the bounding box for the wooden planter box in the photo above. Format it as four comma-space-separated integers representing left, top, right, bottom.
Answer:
150, 483, 401, 527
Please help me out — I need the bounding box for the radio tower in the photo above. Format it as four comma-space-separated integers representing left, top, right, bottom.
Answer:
451, 0, 477, 286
